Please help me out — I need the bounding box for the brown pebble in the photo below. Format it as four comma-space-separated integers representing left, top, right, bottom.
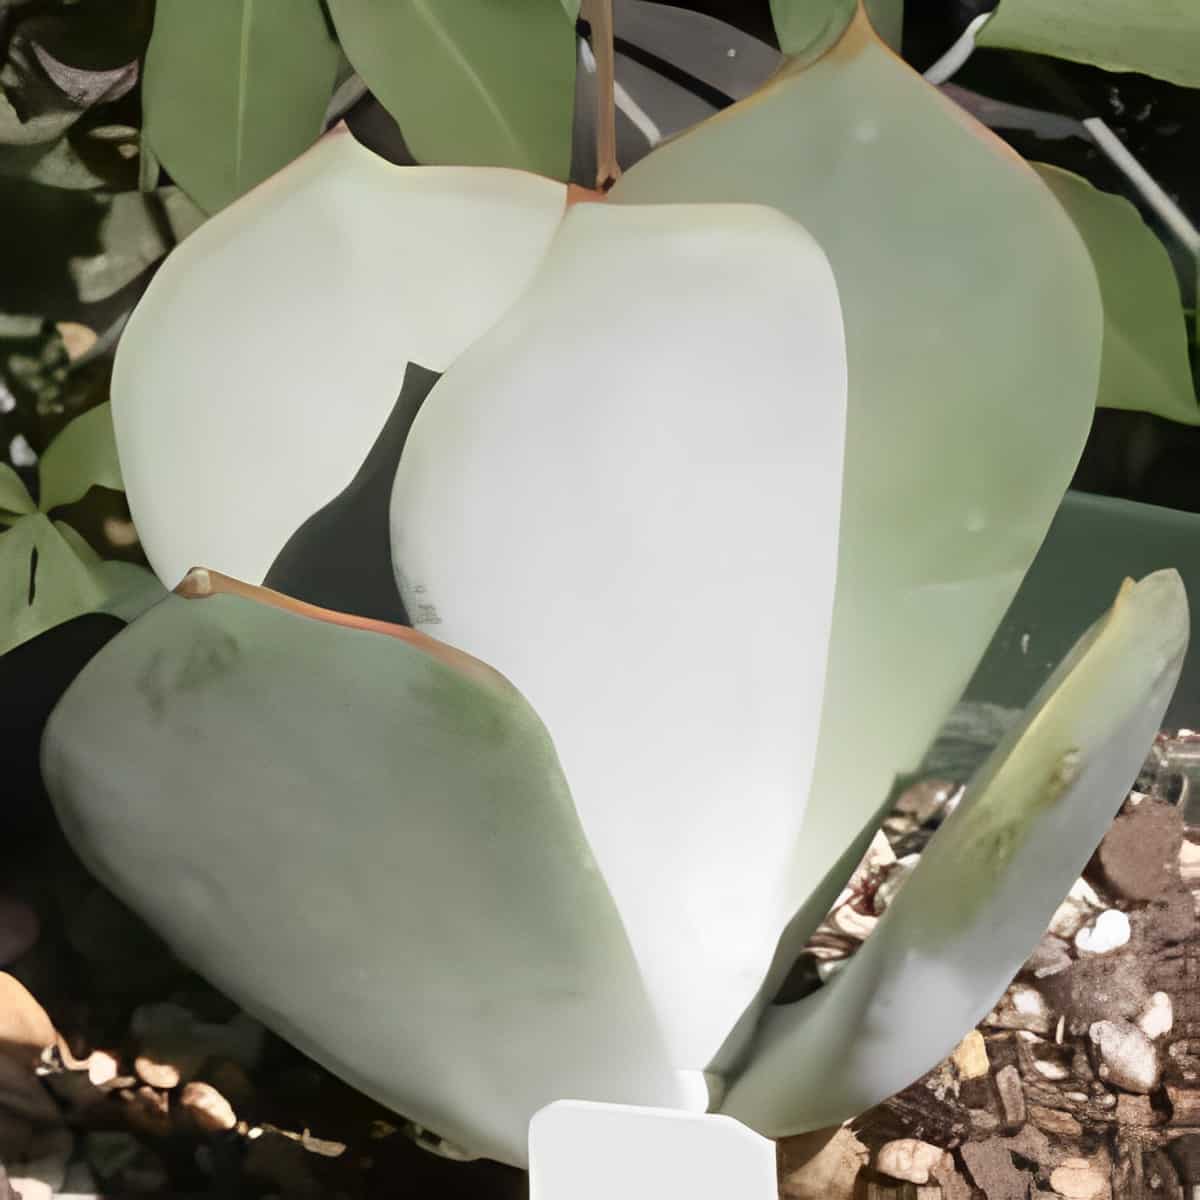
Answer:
1050, 1156, 1107, 1199
778, 1126, 867, 1200
1029, 1104, 1083, 1136
134, 1054, 181, 1090
179, 1081, 236, 1132
959, 1139, 1030, 1200
0, 975, 57, 1069
1116, 1093, 1160, 1127
994, 1064, 1026, 1130
1098, 798, 1182, 901
1166, 1085, 1200, 1127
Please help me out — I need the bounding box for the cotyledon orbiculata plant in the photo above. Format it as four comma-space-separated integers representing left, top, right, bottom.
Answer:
13, 3, 1191, 1170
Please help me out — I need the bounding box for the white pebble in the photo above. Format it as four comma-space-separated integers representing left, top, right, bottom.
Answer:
1137, 992, 1173, 1040
1074, 909, 1130, 955
875, 1139, 945, 1184
1089, 1020, 1160, 1093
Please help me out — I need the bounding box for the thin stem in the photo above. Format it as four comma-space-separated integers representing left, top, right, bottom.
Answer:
581, 0, 620, 190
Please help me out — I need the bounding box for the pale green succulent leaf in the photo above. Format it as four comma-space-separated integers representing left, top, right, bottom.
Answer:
326, 0, 577, 179
1033, 163, 1199, 426
392, 200, 846, 1074
0, 465, 36, 520
112, 129, 566, 590
143, 0, 341, 214
769, 0, 856, 60
610, 10, 1101, 986
42, 592, 692, 1167
721, 570, 1188, 1136
37, 402, 124, 513
0, 513, 155, 655
977, 0, 1200, 88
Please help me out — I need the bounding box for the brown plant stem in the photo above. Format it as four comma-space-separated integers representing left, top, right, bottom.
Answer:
580, 0, 620, 190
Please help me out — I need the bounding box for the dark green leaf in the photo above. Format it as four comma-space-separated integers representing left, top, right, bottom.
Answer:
1034, 163, 1199, 425
977, 0, 1200, 88
142, 0, 341, 213
327, 0, 576, 179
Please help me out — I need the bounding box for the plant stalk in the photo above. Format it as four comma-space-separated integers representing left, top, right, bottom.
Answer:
581, 0, 620, 190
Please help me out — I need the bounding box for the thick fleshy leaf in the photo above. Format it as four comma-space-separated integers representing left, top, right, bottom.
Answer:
976, 0, 1200, 88
610, 9, 1101, 991
42, 586, 697, 1166
36, 402, 123, 513
142, 0, 340, 213
0, 513, 155, 655
0, 466, 35, 520
391, 201, 846, 1073
111, 127, 567, 591
1033, 164, 1199, 426
721, 570, 1188, 1135
769, 0, 855, 59
327, 0, 576, 179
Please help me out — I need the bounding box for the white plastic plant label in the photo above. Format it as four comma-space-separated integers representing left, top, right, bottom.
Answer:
528, 1100, 777, 1200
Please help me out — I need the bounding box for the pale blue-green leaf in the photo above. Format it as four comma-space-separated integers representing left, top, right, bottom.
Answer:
769, 0, 855, 60
610, 10, 1101, 1001
142, 0, 340, 213
722, 570, 1188, 1136
37, 402, 123, 513
42, 591, 689, 1166
0, 513, 153, 654
977, 0, 1200, 88
327, 0, 577, 179
865, 0, 903, 52
0, 465, 36, 519
1033, 163, 1199, 426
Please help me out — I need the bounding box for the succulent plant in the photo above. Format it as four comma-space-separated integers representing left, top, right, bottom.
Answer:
10, 0, 1191, 1175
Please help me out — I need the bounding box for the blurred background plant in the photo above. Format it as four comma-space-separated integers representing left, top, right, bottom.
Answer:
0, 0, 1197, 644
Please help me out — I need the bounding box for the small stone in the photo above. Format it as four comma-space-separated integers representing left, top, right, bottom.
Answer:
5, 1179, 51, 1200
995, 1064, 1026, 1130
200, 1059, 255, 1112
55, 322, 98, 361
1029, 1105, 1082, 1136
1138, 992, 1174, 1040
1115, 1093, 1159, 1127
1049, 879, 1102, 939
1168, 1134, 1200, 1184
1075, 910, 1131, 955
1099, 799, 1182, 901
778, 1127, 868, 1200
1033, 1058, 1070, 1081
0, 898, 39, 967
133, 1054, 182, 1090
1180, 839, 1200, 884
1166, 1085, 1200, 1127
180, 1081, 236, 1132
951, 1031, 989, 1080
895, 780, 956, 825
875, 1139, 945, 1184
831, 905, 877, 940
1090, 1020, 1160, 1093
243, 1130, 322, 1199
1025, 933, 1072, 979
1065, 953, 1148, 1025
85, 1050, 119, 1087
988, 983, 1053, 1034
0, 975, 57, 1068
1050, 1157, 1107, 1199
960, 1138, 1030, 1200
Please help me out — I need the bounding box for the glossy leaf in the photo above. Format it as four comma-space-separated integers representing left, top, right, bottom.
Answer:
1033, 163, 1199, 426
0, 466, 35, 520
610, 9, 1101, 995
43, 587, 695, 1166
112, 128, 566, 589
327, 0, 576, 179
392, 200, 846, 1074
0, 513, 155, 655
977, 0, 1200, 88
37, 403, 123, 513
142, 0, 340, 213
722, 570, 1188, 1135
